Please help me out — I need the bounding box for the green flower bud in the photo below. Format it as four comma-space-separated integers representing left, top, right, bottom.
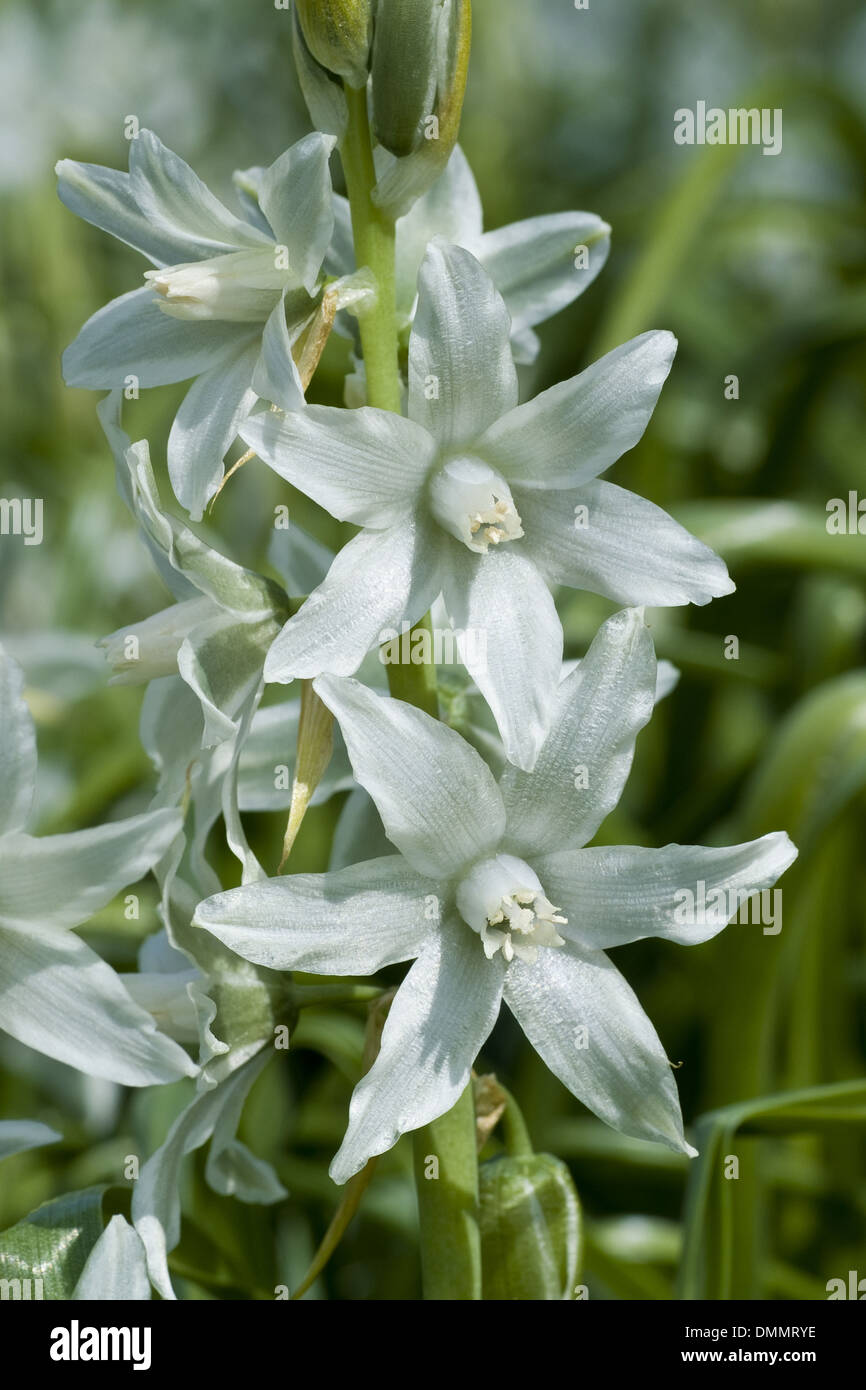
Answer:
371, 0, 470, 158
294, 0, 373, 90
371, 0, 471, 220
479, 1153, 583, 1300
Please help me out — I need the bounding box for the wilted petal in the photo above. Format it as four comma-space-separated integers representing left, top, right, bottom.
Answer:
241, 406, 434, 528
195, 856, 436, 973
330, 922, 506, 1183
315, 675, 505, 880
504, 945, 695, 1155
517, 481, 735, 607
442, 545, 562, 772
409, 240, 518, 449
500, 607, 656, 857
478, 330, 676, 490
536, 833, 798, 950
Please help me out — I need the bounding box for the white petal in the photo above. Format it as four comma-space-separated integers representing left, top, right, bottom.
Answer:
408, 240, 518, 449
517, 480, 735, 607
499, 607, 656, 857
168, 341, 260, 519
0, 918, 197, 1086
195, 856, 436, 973
240, 406, 433, 528
442, 545, 562, 772
536, 833, 798, 950
72, 1217, 151, 1301
129, 129, 271, 255
265, 519, 443, 682
0, 1120, 61, 1162
472, 211, 610, 334
478, 330, 677, 489
132, 1051, 282, 1300
257, 133, 336, 294
315, 675, 506, 879
0, 647, 36, 835
63, 287, 244, 390
251, 295, 306, 413
0, 808, 182, 931
394, 145, 483, 314
56, 157, 213, 268
504, 945, 694, 1155
330, 923, 505, 1182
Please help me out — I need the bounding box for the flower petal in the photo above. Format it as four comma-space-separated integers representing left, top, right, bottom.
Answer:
504, 945, 694, 1155
0, 808, 182, 931
241, 404, 433, 528
499, 607, 656, 856
478, 330, 676, 489
129, 129, 271, 255
536, 833, 798, 950
195, 856, 436, 973
0, 918, 197, 1086
63, 287, 244, 390
257, 133, 336, 294
408, 240, 518, 449
315, 675, 506, 880
56, 157, 212, 268
168, 341, 260, 519
517, 480, 735, 607
442, 545, 562, 772
264, 519, 443, 682
251, 294, 306, 413
472, 211, 610, 334
72, 1217, 151, 1301
330, 922, 505, 1183
0, 1120, 61, 1162
0, 647, 36, 836
394, 145, 483, 314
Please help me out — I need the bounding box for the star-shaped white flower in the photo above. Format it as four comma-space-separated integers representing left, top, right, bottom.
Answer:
0, 644, 197, 1086
57, 129, 337, 518
241, 239, 734, 769
195, 608, 795, 1183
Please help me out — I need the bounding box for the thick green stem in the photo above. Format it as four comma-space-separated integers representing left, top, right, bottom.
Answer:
340, 84, 402, 415
412, 1084, 482, 1300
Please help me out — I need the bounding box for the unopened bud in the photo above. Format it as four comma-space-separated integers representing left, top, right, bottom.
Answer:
294, 0, 373, 90
479, 1153, 583, 1300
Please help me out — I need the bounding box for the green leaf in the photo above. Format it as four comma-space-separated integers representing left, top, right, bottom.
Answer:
0, 1187, 106, 1299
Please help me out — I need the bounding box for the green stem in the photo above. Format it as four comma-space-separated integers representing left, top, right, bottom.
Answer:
412, 1084, 482, 1300
292, 983, 383, 1009
340, 84, 402, 415
384, 612, 440, 718
499, 1086, 534, 1158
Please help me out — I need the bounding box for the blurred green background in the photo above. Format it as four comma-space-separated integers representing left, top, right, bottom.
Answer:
1, 0, 865, 1299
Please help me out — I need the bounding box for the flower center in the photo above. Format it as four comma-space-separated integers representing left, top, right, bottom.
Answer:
428, 456, 523, 554
145, 248, 289, 323
456, 853, 567, 964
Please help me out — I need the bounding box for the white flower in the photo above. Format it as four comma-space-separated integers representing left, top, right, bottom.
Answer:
241, 239, 733, 769
194, 608, 796, 1183
57, 130, 337, 517
0, 642, 197, 1086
